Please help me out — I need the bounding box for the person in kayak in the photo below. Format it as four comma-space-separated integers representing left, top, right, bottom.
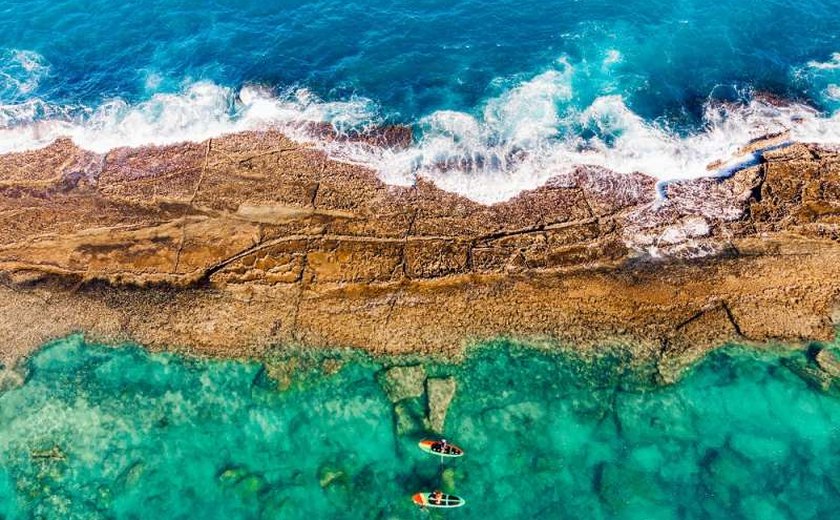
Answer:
432, 490, 443, 505
438, 439, 448, 453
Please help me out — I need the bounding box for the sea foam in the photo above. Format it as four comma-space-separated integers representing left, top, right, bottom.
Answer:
807, 52, 840, 70
1, 54, 840, 204
351, 57, 840, 202
0, 82, 378, 154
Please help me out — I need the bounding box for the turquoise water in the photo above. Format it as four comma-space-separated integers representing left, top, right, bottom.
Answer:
2, 1, 840, 200
1, 336, 838, 519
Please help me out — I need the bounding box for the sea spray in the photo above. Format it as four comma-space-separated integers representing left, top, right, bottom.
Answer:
2, 0, 840, 202
3, 67, 839, 206
0, 83, 379, 154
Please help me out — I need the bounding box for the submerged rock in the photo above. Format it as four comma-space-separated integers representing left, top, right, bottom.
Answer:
30, 446, 65, 461
233, 474, 267, 499
393, 399, 426, 436
217, 465, 267, 500
815, 348, 840, 378
782, 347, 840, 393
317, 464, 347, 489
377, 365, 426, 403
441, 467, 457, 493
115, 461, 145, 490
218, 466, 251, 485
321, 358, 344, 376
782, 357, 833, 392
425, 377, 457, 434
0, 367, 24, 393
263, 359, 299, 391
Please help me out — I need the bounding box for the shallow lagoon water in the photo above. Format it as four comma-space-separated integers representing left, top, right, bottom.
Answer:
0, 336, 838, 519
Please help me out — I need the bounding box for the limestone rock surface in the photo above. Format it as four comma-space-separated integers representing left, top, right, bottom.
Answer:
0, 132, 838, 374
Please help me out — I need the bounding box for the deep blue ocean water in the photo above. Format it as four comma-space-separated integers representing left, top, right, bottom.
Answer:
2, 0, 839, 118
1, 0, 840, 200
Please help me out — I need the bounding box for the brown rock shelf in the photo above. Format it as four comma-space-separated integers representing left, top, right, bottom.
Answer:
0, 131, 838, 380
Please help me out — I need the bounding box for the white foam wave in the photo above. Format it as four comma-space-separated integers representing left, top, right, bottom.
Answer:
0, 82, 378, 154
1, 55, 840, 203
807, 52, 840, 70
351, 59, 840, 202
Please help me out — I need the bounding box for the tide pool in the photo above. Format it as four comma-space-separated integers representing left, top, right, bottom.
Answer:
0, 336, 838, 519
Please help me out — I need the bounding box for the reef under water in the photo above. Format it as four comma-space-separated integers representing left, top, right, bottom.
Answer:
0, 336, 838, 519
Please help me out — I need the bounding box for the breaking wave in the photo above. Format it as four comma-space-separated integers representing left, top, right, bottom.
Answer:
1, 52, 840, 203
807, 52, 840, 70
361, 65, 840, 202
0, 81, 380, 155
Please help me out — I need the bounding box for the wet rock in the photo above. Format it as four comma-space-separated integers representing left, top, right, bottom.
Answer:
664, 167, 763, 222
377, 365, 426, 403
355, 125, 413, 149
0, 132, 839, 368
659, 305, 742, 384
425, 377, 457, 434
547, 166, 656, 216
304, 122, 413, 149
736, 131, 790, 156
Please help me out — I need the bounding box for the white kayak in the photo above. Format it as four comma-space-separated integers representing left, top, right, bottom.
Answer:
418, 439, 464, 458
413, 491, 465, 508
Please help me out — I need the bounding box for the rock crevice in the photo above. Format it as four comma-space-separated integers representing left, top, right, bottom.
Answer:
0, 133, 838, 374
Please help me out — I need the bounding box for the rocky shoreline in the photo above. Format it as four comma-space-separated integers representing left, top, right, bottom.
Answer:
0, 131, 838, 381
